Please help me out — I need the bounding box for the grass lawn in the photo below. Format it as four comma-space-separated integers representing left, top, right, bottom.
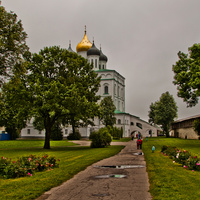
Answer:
143, 137, 200, 200
0, 139, 124, 200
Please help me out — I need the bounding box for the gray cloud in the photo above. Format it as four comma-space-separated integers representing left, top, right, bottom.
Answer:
2, 0, 200, 121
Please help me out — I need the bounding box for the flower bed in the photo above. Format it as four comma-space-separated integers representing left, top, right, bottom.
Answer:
0, 154, 60, 179
161, 145, 200, 171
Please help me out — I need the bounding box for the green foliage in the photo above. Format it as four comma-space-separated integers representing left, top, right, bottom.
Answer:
193, 119, 200, 136
89, 127, 112, 148
107, 125, 122, 139
99, 96, 116, 127
23, 46, 100, 149
67, 131, 81, 140
50, 123, 63, 140
0, 5, 29, 85
172, 43, 200, 107
0, 77, 30, 139
0, 154, 59, 179
161, 145, 200, 170
148, 91, 178, 137
148, 102, 156, 125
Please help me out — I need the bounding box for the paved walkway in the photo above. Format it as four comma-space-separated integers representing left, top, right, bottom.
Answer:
36, 140, 152, 200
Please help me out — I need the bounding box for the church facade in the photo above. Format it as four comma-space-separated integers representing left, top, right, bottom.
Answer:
21, 28, 161, 138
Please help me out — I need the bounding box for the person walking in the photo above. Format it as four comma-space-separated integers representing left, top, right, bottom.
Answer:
138, 139, 143, 149
131, 133, 134, 141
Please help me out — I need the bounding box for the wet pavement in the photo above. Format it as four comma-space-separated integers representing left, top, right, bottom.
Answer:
36, 140, 152, 200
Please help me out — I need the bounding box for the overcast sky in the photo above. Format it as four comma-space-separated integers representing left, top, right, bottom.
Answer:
2, 0, 200, 121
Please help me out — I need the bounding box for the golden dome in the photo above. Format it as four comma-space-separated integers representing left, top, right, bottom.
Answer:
76, 26, 92, 52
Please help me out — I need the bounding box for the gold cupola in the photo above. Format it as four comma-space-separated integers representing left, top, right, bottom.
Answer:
76, 26, 92, 52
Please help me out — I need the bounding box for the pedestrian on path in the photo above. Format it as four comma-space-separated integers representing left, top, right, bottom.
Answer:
139, 139, 143, 149
137, 139, 143, 149
131, 133, 134, 140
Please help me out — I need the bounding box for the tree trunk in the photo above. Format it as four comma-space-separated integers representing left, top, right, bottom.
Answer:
72, 117, 76, 135
43, 114, 57, 149
44, 126, 51, 149
44, 117, 52, 149
164, 125, 169, 138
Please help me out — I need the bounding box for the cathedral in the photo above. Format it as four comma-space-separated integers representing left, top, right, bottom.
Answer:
21, 28, 161, 138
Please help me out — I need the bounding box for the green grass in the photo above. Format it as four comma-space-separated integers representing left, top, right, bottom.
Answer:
143, 137, 200, 200
0, 140, 124, 200
0, 139, 77, 150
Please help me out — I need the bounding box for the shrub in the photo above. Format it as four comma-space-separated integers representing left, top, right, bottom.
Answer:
186, 156, 200, 170
67, 131, 81, 140
161, 145, 200, 171
176, 150, 191, 165
0, 154, 59, 179
193, 119, 200, 136
51, 124, 63, 140
89, 128, 112, 148
107, 126, 122, 139
161, 145, 169, 152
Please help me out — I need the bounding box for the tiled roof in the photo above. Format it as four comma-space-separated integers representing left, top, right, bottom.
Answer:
172, 114, 200, 124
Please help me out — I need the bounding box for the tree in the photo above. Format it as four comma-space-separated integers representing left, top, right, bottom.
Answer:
0, 6, 29, 86
0, 75, 30, 139
99, 96, 116, 127
172, 43, 200, 107
193, 119, 200, 137
64, 78, 100, 138
148, 102, 156, 125
25, 46, 100, 149
148, 91, 178, 137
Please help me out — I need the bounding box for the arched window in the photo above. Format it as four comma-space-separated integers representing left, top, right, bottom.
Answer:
118, 86, 120, 96
131, 122, 134, 126
136, 123, 143, 129
118, 119, 121, 124
95, 59, 97, 68
104, 86, 108, 94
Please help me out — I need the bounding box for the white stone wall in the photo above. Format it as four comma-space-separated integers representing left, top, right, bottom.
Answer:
114, 114, 160, 138
88, 55, 99, 70
99, 60, 106, 69
171, 128, 199, 139
77, 51, 87, 59
96, 70, 125, 112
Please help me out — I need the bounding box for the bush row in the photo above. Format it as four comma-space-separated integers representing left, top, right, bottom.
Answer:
161, 145, 200, 171
0, 154, 59, 179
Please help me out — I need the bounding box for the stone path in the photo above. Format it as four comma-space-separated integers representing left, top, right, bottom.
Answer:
36, 140, 152, 200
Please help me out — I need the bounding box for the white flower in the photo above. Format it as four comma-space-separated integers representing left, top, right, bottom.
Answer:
176, 153, 179, 158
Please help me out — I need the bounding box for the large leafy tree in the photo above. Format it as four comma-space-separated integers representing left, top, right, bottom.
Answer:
0, 5, 29, 86
99, 96, 116, 127
0, 73, 30, 139
26, 46, 100, 149
64, 85, 100, 137
148, 91, 178, 137
148, 102, 156, 125
172, 44, 200, 107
